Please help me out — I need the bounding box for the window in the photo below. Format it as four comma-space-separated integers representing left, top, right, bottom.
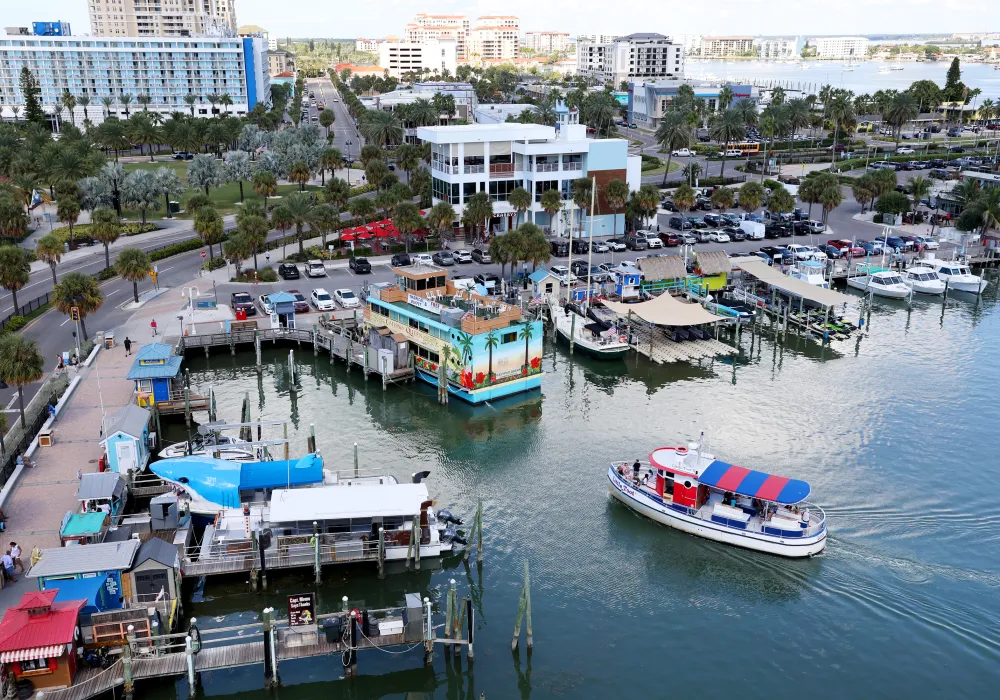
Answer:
501, 331, 518, 344
489, 179, 518, 202
19, 658, 51, 673
534, 180, 558, 202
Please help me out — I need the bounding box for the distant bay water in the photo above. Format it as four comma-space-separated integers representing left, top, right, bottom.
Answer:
685, 59, 1000, 101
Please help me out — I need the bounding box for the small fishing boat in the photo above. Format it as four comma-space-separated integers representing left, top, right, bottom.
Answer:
787, 260, 830, 288
554, 303, 629, 359
903, 266, 947, 295
607, 441, 827, 557
922, 258, 989, 294
890, 65, 904, 71
846, 265, 911, 298
159, 434, 257, 461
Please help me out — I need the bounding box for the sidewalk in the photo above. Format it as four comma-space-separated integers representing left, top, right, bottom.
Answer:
0, 344, 137, 608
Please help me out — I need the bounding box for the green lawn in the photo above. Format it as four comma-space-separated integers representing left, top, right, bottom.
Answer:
122, 161, 322, 221
640, 161, 682, 177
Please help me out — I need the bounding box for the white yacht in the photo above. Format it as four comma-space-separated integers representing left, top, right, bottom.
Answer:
787, 260, 830, 288
846, 266, 911, 298
554, 303, 629, 360
922, 259, 989, 294
159, 434, 257, 461
903, 266, 947, 295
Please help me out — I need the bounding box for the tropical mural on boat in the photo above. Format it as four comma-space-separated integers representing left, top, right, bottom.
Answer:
445, 320, 544, 391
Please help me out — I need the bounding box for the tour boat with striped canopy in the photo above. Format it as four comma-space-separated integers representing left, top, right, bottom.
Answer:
607, 440, 827, 557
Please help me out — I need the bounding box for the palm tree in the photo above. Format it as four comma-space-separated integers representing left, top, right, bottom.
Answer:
219, 94, 233, 116
56, 196, 81, 245
711, 186, 735, 210
734, 97, 758, 132
709, 108, 746, 177
518, 321, 535, 375
154, 166, 185, 218
682, 161, 703, 186
635, 184, 660, 229
484, 330, 499, 382
61, 89, 77, 127
819, 181, 845, 224
347, 196, 375, 227
462, 192, 493, 242
604, 179, 628, 237
393, 143, 421, 183
716, 85, 735, 113
907, 175, 931, 215
237, 214, 269, 270
540, 188, 563, 236
252, 170, 278, 211
979, 98, 996, 125
223, 232, 250, 274
130, 116, 161, 162
90, 207, 120, 269
786, 98, 811, 143
205, 93, 219, 117
0, 246, 30, 316
886, 92, 919, 149
738, 181, 766, 216
0, 335, 45, 429
77, 95, 91, 124
194, 206, 224, 259
654, 111, 690, 186
826, 91, 855, 165
570, 177, 593, 238
119, 93, 133, 118
53, 272, 102, 343
183, 94, 198, 118
393, 202, 424, 252
360, 110, 404, 148
673, 183, 697, 221
508, 186, 532, 226
426, 201, 456, 241
289, 161, 311, 191
100, 95, 115, 119
136, 93, 152, 112
319, 108, 336, 140
767, 187, 796, 217
317, 147, 342, 186
115, 248, 152, 303
324, 177, 351, 221
271, 192, 318, 255
35, 234, 63, 286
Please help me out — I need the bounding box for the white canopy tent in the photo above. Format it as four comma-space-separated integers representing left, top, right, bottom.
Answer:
603, 294, 725, 327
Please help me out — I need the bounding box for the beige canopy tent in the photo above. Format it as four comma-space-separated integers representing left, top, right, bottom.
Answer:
735, 259, 853, 308
604, 293, 725, 327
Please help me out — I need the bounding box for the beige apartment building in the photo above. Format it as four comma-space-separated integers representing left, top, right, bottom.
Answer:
523, 31, 570, 55
405, 13, 471, 59
88, 0, 237, 37
700, 36, 754, 58
469, 16, 520, 61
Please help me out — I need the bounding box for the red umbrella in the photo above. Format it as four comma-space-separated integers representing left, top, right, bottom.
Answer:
340, 231, 356, 242
356, 231, 374, 240
377, 219, 392, 226
375, 228, 392, 238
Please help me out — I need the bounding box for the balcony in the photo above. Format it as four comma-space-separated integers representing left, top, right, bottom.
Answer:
535, 162, 559, 173
464, 164, 485, 174
490, 163, 514, 178
433, 162, 459, 175
564, 162, 583, 171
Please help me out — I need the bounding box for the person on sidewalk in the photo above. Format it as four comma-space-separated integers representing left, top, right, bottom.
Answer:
150, 319, 157, 336
10, 543, 23, 573
2, 550, 16, 583
124, 337, 132, 356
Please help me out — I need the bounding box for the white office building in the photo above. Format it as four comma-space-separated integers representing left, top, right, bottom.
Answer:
753, 37, 802, 60
675, 34, 704, 56
576, 34, 620, 45
379, 40, 457, 80
523, 31, 571, 54
421, 122, 641, 237
0, 34, 270, 124
577, 33, 683, 86
89, 0, 237, 37
355, 38, 384, 53
813, 36, 870, 59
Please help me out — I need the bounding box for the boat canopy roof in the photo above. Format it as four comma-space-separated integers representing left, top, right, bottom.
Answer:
736, 258, 852, 307
268, 483, 430, 523
697, 460, 811, 504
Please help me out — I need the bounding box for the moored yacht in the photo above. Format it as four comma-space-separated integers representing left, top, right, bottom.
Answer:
922, 258, 989, 294
846, 266, 911, 298
903, 266, 947, 295
554, 303, 629, 359
607, 442, 827, 558
159, 434, 257, 461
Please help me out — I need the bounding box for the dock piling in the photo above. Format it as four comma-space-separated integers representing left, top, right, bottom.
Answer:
354, 442, 359, 477
511, 560, 533, 652
307, 423, 316, 453
342, 596, 349, 612
123, 626, 135, 700
254, 330, 261, 367
445, 579, 456, 651
464, 498, 484, 565
413, 513, 421, 570
184, 635, 196, 697
377, 527, 386, 579
466, 597, 475, 663
569, 312, 575, 355
313, 521, 321, 584
257, 528, 268, 590
423, 597, 434, 665
312, 326, 318, 356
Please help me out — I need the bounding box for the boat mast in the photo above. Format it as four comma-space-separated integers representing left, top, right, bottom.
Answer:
585, 176, 596, 311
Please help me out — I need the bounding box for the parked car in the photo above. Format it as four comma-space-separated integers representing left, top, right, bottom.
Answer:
679, 232, 698, 245
390, 252, 412, 267
474, 273, 500, 289
829, 239, 864, 256
786, 244, 815, 261
278, 263, 300, 280
306, 259, 326, 277
661, 200, 679, 212
591, 240, 610, 253
669, 216, 692, 230
549, 265, 576, 283
660, 232, 683, 246
720, 149, 743, 157
606, 238, 627, 251
929, 168, 952, 180
686, 217, 708, 230
823, 244, 844, 259
764, 224, 792, 239
349, 256, 372, 273
803, 245, 827, 260
722, 213, 742, 227
411, 253, 433, 265
432, 251, 455, 266
913, 236, 939, 250
694, 230, 712, 243
907, 160, 927, 170
759, 246, 793, 264
310, 288, 335, 311
723, 227, 746, 242
695, 197, 713, 211
948, 146, 965, 153
571, 262, 608, 282
884, 235, 908, 251
287, 290, 310, 313
640, 231, 663, 248
707, 231, 731, 243
172, 152, 194, 160
230, 292, 256, 316
470, 248, 491, 263
257, 295, 274, 315
451, 249, 472, 264
334, 288, 360, 308
703, 213, 724, 227
739, 221, 765, 240
550, 239, 570, 257
624, 232, 649, 250
572, 239, 590, 254
671, 148, 693, 157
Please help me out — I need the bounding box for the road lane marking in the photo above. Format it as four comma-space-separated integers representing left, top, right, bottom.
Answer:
107, 289, 121, 296
60, 318, 71, 326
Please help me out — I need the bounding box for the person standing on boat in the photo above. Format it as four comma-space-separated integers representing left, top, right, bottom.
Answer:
633, 459, 641, 481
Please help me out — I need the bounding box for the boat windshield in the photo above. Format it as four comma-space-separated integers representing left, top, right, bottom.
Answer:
957, 267, 972, 275
883, 275, 904, 285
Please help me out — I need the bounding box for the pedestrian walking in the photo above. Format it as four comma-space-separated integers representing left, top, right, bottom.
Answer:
2, 550, 16, 583
124, 337, 132, 356
150, 319, 157, 336
10, 543, 23, 573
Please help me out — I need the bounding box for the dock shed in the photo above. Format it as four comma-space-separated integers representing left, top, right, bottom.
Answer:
29, 539, 141, 610
0, 592, 85, 691
694, 251, 733, 290
127, 343, 183, 406
101, 404, 151, 474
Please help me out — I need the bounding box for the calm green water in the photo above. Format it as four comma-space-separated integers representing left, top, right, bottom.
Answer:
153, 277, 1000, 700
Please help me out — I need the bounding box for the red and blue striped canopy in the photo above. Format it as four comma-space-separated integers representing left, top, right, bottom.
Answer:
698, 460, 811, 504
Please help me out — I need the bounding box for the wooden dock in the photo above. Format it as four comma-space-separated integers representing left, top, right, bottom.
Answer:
628, 323, 734, 364
176, 326, 414, 387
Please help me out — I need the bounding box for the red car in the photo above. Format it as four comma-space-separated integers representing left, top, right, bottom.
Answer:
660, 232, 682, 247
828, 239, 865, 257
286, 290, 311, 313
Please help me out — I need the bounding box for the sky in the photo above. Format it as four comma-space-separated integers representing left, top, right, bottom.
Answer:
6, 0, 995, 38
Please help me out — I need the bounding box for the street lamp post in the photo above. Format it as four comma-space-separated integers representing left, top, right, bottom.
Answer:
346, 139, 353, 184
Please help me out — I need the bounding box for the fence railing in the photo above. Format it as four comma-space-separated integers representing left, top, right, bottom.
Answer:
0, 372, 70, 489
0, 292, 50, 331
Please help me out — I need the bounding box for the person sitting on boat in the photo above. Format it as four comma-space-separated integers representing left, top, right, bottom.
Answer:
800, 507, 809, 525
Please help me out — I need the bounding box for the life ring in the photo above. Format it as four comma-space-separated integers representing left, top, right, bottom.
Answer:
676, 446, 688, 454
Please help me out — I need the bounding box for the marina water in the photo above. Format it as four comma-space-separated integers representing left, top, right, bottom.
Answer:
158, 278, 1000, 699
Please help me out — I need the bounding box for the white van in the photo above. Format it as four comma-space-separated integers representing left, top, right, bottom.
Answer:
306, 259, 326, 277
740, 221, 765, 240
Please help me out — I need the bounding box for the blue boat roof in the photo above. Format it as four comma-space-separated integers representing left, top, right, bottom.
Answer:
150, 453, 324, 509
698, 460, 811, 504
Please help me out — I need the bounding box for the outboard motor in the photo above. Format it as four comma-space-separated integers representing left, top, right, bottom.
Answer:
411, 470, 431, 484
443, 527, 467, 546
437, 509, 463, 525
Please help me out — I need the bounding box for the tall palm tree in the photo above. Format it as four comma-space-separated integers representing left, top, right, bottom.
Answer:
508, 186, 532, 226
119, 93, 133, 118
289, 161, 311, 191
271, 192, 319, 255
115, 247, 152, 303
635, 183, 660, 228
540, 188, 563, 237
100, 95, 115, 119
219, 94, 233, 116
35, 234, 63, 286
886, 92, 919, 148
426, 201, 456, 241
53, 272, 103, 344
77, 95, 91, 124
826, 91, 855, 165
61, 89, 77, 127
709, 108, 746, 177
461, 191, 493, 242
90, 207, 121, 269
0, 335, 45, 429
184, 94, 199, 118
734, 97, 758, 132
252, 170, 277, 211
604, 178, 629, 237
654, 111, 689, 186
237, 213, 269, 270
56, 196, 81, 245
716, 85, 735, 113
907, 175, 931, 215
205, 93, 220, 117
360, 110, 404, 148
137, 93, 152, 111
570, 177, 593, 238
0, 246, 30, 316
393, 202, 424, 252
194, 206, 224, 259
317, 147, 342, 186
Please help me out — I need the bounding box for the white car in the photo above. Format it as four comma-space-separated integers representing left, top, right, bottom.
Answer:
591, 241, 610, 253
786, 244, 813, 260
306, 259, 326, 277
641, 232, 664, 248
897, 147, 916, 155
707, 231, 730, 243
257, 295, 274, 314
606, 239, 627, 252
334, 288, 360, 308
671, 148, 693, 157
411, 253, 433, 265
310, 288, 335, 311
919, 238, 940, 250
804, 246, 828, 260
720, 149, 742, 157
452, 249, 472, 263
549, 265, 577, 283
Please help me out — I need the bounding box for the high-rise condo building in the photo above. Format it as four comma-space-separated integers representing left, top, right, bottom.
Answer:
88, 0, 237, 37
468, 16, 520, 61
522, 31, 571, 55
577, 33, 683, 86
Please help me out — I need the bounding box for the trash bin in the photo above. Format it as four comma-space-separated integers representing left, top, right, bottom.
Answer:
104, 333, 115, 350
323, 616, 343, 643
168, 200, 181, 215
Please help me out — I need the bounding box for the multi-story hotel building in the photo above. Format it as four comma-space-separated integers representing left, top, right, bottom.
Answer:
468, 16, 520, 61
577, 33, 683, 86
0, 34, 270, 123
421, 122, 640, 238
813, 36, 870, 59
88, 0, 237, 37
379, 39, 457, 80
355, 38, 384, 53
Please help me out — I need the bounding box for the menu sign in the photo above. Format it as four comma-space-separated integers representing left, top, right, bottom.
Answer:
287, 593, 316, 627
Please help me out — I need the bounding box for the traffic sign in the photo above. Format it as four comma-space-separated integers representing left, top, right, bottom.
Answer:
201, 251, 207, 259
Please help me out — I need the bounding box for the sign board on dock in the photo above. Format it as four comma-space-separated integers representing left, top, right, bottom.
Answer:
288, 593, 316, 627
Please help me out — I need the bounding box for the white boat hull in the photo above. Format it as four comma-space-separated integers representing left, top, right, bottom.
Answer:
846, 278, 910, 298
906, 280, 946, 295
942, 277, 988, 294
555, 312, 630, 359
607, 467, 827, 558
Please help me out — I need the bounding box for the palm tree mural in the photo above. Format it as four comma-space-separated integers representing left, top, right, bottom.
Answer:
456, 331, 474, 366
485, 330, 499, 382
518, 322, 535, 375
